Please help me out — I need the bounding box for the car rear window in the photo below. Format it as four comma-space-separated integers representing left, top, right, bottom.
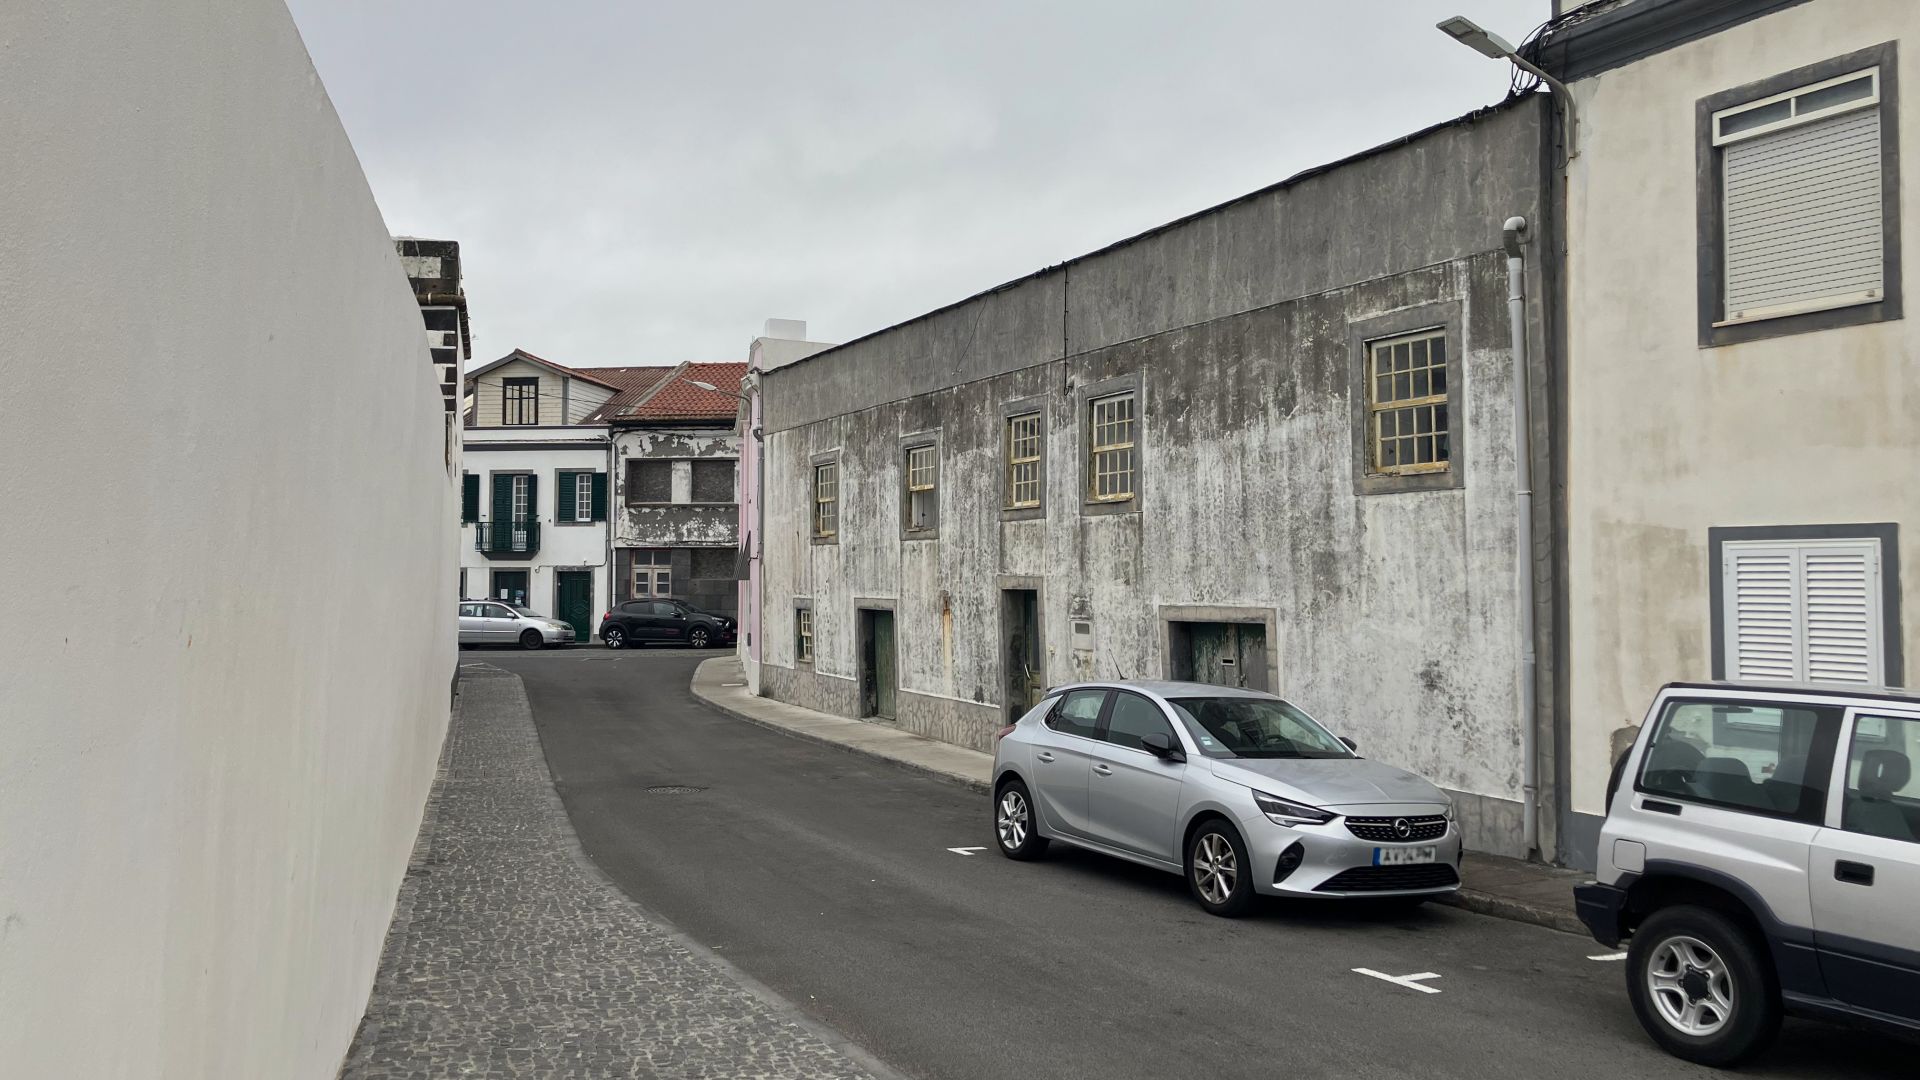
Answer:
1636, 698, 1842, 823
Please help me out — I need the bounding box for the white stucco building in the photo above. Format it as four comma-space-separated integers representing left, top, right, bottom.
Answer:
1533, 0, 1920, 864
460, 350, 672, 638
1, 2, 460, 1075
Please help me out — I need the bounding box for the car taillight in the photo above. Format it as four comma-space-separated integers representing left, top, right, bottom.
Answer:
995, 724, 1017, 742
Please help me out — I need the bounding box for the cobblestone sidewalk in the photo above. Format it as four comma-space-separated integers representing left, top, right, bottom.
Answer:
339, 664, 877, 1079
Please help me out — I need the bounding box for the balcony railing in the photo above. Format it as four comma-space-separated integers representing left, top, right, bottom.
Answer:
475, 520, 540, 556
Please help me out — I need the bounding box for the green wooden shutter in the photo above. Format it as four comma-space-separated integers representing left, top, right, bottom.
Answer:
491, 473, 512, 525
591, 472, 608, 521
554, 471, 575, 523
461, 473, 479, 522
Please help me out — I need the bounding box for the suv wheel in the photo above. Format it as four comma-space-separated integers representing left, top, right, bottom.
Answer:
602, 626, 626, 650
688, 627, 711, 649
1187, 820, 1255, 917
993, 779, 1048, 860
1627, 906, 1780, 1067
518, 629, 544, 651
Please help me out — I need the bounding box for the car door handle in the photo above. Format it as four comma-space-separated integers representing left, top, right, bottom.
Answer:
1641, 799, 1683, 816
1035, 751, 1055, 762
1092, 763, 1112, 776
1835, 860, 1876, 886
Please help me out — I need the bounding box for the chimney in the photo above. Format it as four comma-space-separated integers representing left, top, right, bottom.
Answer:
762, 318, 807, 341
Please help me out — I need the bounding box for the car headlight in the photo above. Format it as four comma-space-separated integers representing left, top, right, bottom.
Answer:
1445, 800, 1457, 823
1253, 791, 1335, 827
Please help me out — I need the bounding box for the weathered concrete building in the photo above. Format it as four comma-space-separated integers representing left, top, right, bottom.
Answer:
609, 362, 750, 617
1533, 0, 1920, 866
756, 95, 1559, 857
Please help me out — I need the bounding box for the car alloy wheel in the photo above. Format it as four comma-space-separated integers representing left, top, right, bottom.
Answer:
996, 789, 1030, 851
1193, 832, 1238, 905
1646, 935, 1734, 1037
992, 778, 1048, 860
603, 627, 625, 649
689, 628, 710, 648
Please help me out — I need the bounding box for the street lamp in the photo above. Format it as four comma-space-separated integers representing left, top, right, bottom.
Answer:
1437, 15, 1578, 159
689, 380, 762, 442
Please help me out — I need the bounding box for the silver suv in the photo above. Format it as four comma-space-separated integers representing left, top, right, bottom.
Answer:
1576, 681, 1920, 1065
991, 681, 1461, 916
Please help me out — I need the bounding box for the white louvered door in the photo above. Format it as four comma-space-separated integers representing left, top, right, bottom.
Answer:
1722, 539, 1882, 685
1722, 106, 1883, 321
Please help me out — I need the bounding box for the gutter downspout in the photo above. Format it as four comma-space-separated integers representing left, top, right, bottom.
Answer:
1504, 216, 1539, 860
742, 367, 765, 685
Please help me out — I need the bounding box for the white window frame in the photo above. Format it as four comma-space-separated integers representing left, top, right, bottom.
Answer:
574, 472, 593, 522
1710, 67, 1886, 326
1088, 392, 1137, 502
1007, 412, 1042, 509
796, 607, 814, 663
812, 462, 838, 537
905, 443, 937, 533
1711, 67, 1880, 147
631, 550, 672, 598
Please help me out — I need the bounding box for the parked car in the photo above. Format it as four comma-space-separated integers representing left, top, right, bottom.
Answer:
457, 600, 577, 649
1575, 681, 1920, 1066
991, 681, 1460, 916
598, 598, 736, 650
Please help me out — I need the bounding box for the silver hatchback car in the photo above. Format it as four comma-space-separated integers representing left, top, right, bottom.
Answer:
457, 600, 578, 649
991, 681, 1461, 916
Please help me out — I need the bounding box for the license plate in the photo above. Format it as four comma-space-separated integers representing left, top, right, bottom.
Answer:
1373, 845, 1437, 866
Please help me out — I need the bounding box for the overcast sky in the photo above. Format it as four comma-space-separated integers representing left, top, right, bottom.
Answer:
287, 1, 1548, 369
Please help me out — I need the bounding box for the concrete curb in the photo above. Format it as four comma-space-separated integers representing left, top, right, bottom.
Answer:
688, 659, 992, 796
1433, 889, 1587, 937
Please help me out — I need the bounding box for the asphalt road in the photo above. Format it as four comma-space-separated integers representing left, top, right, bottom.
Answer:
486, 647, 1910, 1080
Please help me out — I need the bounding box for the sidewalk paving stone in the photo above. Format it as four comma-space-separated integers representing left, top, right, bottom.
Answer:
339, 663, 877, 1080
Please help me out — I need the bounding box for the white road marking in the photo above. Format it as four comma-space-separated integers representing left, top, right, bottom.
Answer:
1588, 952, 1628, 962
1352, 968, 1443, 994
947, 846, 988, 856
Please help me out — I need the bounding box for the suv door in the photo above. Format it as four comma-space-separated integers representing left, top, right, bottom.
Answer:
652, 601, 690, 642
1622, 695, 1842, 936
1809, 708, 1920, 1021
1027, 690, 1106, 839
1083, 691, 1188, 863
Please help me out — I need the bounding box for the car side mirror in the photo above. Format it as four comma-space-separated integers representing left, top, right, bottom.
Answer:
1339, 736, 1358, 751
1142, 732, 1186, 763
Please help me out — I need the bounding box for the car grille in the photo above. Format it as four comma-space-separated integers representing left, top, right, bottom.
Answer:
1345, 816, 1448, 843
1315, 864, 1460, 893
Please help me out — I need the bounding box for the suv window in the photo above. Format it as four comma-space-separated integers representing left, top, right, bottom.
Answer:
1046, 690, 1106, 739
1104, 692, 1175, 751
651, 601, 683, 617
1636, 698, 1841, 823
1842, 714, 1920, 843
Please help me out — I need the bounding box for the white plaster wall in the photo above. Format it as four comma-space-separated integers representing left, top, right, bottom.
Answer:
0, 3, 457, 1077
1563, 1, 1920, 816
460, 442, 612, 618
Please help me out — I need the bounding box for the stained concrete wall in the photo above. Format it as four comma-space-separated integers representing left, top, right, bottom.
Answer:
0, 3, 458, 1076
1559, 1, 1920, 858
760, 98, 1554, 855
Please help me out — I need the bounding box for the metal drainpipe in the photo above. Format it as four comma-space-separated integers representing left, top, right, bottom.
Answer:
1504, 215, 1539, 859
744, 369, 765, 672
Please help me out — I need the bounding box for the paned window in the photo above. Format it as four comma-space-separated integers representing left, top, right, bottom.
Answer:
796, 608, 814, 663
813, 462, 838, 537
502, 377, 539, 425
905, 444, 937, 532
631, 550, 671, 598
574, 472, 593, 521
1089, 393, 1136, 501
1366, 329, 1450, 475
1007, 413, 1042, 508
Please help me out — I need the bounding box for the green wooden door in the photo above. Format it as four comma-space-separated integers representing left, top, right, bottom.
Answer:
555, 571, 593, 641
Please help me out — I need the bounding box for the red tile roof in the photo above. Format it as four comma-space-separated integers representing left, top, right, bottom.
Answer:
617, 362, 749, 423
576, 365, 678, 422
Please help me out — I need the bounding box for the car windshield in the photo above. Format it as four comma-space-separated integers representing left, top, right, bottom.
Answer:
1167, 697, 1353, 759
